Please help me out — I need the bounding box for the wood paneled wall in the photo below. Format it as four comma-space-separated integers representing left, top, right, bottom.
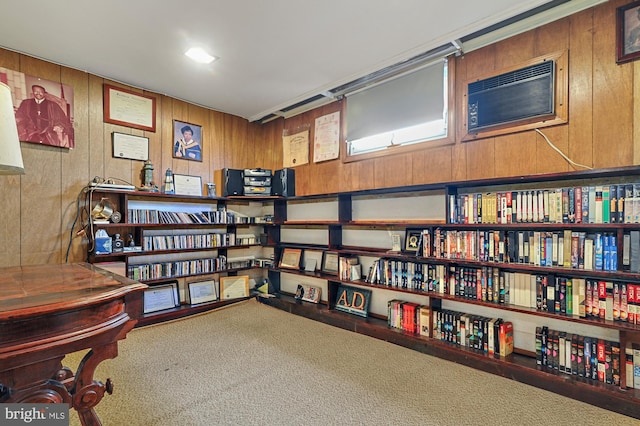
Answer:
262, 0, 639, 194
0, 0, 637, 268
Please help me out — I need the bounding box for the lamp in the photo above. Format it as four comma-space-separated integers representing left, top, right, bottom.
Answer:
0, 82, 24, 175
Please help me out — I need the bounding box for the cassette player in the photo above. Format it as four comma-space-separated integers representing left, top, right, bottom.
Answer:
244, 176, 271, 187
244, 186, 271, 196
243, 168, 272, 177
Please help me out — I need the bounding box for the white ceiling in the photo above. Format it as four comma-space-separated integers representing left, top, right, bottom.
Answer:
0, 1, 597, 122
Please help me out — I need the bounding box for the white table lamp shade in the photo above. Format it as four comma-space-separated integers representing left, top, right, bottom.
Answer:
0, 82, 24, 175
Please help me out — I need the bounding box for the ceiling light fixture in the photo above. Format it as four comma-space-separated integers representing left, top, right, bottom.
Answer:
185, 48, 217, 64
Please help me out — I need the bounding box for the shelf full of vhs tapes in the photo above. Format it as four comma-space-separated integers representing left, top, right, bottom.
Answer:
259, 165, 640, 419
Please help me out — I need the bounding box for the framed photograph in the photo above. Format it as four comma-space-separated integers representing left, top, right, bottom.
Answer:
112, 132, 149, 161
143, 281, 179, 314
12, 74, 75, 148
279, 248, 302, 270
321, 251, 339, 275
617, 1, 640, 64
103, 84, 156, 132
173, 120, 202, 161
404, 228, 423, 253
219, 275, 249, 300
173, 174, 203, 196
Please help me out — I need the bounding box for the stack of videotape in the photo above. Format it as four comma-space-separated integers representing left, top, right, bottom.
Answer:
243, 168, 272, 196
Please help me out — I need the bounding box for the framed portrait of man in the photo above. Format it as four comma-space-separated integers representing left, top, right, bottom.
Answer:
2, 70, 75, 149
173, 120, 202, 161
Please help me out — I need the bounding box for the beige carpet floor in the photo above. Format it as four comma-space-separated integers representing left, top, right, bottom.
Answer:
65, 299, 637, 426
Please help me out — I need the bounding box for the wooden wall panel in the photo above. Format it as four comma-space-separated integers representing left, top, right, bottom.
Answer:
209, 110, 227, 174
592, 0, 633, 168
412, 145, 453, 185
60, 67, 89, 263
635, 61, 640, 165
374, 153, 412, 189
0, 50, 22, 267
494, 132, 537, 178
568, 8, 595, 171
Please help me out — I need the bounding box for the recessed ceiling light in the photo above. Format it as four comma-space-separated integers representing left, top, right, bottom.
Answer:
185, 47, 217, 64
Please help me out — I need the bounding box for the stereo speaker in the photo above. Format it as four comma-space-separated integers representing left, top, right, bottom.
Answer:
272, 168, 295, 197
214, 168, 243, 196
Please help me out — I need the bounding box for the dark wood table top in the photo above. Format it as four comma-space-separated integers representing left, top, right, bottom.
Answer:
0, 263, 146, 321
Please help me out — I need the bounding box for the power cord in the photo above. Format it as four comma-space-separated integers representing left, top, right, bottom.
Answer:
535, 128, 593, 170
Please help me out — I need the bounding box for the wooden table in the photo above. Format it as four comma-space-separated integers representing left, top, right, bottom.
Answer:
0, 263, 147, 425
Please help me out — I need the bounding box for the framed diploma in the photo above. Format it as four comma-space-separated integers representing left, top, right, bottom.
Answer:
173, 174, 203, 196
143, 282, 179, 314
279, 248, 302, 270
187, 279, 218, 305
321, 251, 339, 275
112, 132, 149, 161
103, 84, 156, 132
219, 275, 250, 300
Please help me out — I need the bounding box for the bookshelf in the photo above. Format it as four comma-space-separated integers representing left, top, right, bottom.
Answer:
258, 165, 640, 419
86, 189, 274, 325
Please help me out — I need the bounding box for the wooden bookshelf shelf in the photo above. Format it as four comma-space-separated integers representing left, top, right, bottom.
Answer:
264, 166, 640, 419
87, 189, 273, 326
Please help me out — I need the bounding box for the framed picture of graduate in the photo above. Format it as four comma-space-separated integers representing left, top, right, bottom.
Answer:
617, 1, 640, 64
173, 120, 202, 161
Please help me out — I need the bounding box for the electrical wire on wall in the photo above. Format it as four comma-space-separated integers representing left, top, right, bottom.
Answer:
535, 128, 593, 170
65, 176, 136, 263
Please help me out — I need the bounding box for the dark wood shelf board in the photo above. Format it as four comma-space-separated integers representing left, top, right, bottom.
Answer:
257, 294, 640, 419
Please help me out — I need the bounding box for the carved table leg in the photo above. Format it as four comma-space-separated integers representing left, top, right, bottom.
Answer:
70, 342, 119, 426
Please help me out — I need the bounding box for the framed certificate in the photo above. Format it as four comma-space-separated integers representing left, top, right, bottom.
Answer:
103, 84, 156, 132
143, 282, 179, 314
112, 132, 149, 161
173, 174, 203, 196
279, 248, 302, 270
219, 275, 249, 300
187, 279, 218, 305
321, 251, 339, 275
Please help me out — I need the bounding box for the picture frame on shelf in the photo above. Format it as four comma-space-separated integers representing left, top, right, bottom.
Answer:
279, 248, 302, 270
404, 228, 423, 253
321, 251, 339, 275
104, 84, 156, 132
173, 120, 202, 161
187, 279, 218, 305
173, 174, 203, 196
617, 1, 640, 64
334, 284, 371, 317
143, 281, 180, 314
295, 283, 322, 303
219, 275, 249, 300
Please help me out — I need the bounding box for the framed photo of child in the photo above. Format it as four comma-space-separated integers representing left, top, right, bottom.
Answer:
173, 120, 202, 161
